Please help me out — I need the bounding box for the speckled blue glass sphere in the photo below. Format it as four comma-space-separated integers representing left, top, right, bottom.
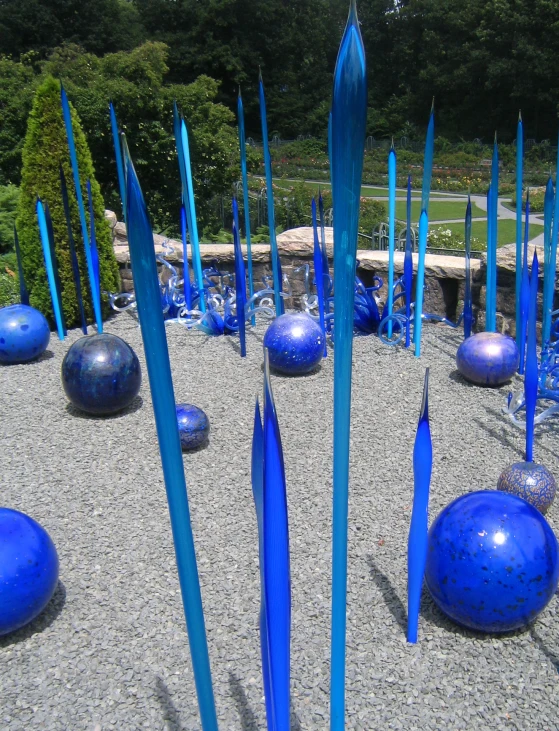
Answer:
62, 333, 141, 415
263, 313, 324, 375
425, 491, 559, 633
456, 332, 519, 386
176, 403, 210, 450
498, 462, 557, 514
0, 508, 59, 636
0, 304, 50, 364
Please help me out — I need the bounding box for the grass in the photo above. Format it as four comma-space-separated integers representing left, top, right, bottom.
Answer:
267, 178, 459, 199
396, 199, 486, 222
430, 219, 544, 247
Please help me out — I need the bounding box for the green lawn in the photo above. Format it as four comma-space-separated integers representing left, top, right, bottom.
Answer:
430, 219, 544, 247
267, 178, 456, 199
395, 199, 485, 222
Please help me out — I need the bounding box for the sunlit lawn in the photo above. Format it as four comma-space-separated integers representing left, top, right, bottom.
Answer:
429, 219, 544, 247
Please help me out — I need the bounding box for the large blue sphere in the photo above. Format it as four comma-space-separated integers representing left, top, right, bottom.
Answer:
62, 333, 141, 415
263, 313, 324, 375
425, 491, 559, 633
0, 508, 59, 636
0, 304, 50, 364
456, 332, 519, 386
176, 403, 210, 450
498, 462, 557, 514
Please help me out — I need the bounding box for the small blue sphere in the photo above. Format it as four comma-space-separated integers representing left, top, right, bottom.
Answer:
0, 304, 50, 364
498, 462, 557, 514
425, 491, 559, 633
176, 404, 210, 450
263, 313, 324, 375
0, 508, 59, 636
456, 332, 519, 386
62, 333, 141, 415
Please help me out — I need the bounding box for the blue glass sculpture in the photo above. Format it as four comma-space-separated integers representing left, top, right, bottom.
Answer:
0, 304, 50, 364
264, 312, 324, 375
456, 332, 519, 386
61, 333, 141, 415
176, 404, 210, 451
425, 491, 559, 633
0, 508, 59, 635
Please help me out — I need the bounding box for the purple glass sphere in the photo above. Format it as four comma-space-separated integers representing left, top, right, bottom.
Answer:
498, 462, 557, 514
263, 313, 324, 375
0, 304, 50, 364
176, 403, 210, 450
456, 332, 519, 386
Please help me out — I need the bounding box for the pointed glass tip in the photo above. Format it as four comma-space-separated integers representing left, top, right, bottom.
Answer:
430, 97, 435, 113
258, 66, 263, 82
494, 131, 498, 144
419, 368, 429, 424
518, 110, 522, 122
390, 137, 395, 150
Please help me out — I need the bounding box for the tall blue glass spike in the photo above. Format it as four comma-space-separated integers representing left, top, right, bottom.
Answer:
44, 202, 66, 336
13, 225, 29, 306
87, 180, 101, 316
237, 89, 255, 325
263, 348, 291, 730
180, 204, 192, 311
319, 192, 330, 283
515, 113, 524, 348
232, 197, 247, 357
463, 196, 473, 339
312, 198, 327, 356
109, 101, 126, 222
486, 136, 499, 332
388, 144, 396, 338
404, 176, 413, 348
259, 71, 283, 316
407, 368, 432, 643
421, 102, 434, 217
125, 153, 217, 731
36, 199, 65, 340
330, 2, 367, 728
525, 251, 539, 463
60, 166, 87, 334
550, 127, 559, 345
518, 193, 531, 375
542, 177, 555, 345
413, 210, 428, 357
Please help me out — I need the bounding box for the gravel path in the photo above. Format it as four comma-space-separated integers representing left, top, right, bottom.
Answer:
1, 313, 558, 730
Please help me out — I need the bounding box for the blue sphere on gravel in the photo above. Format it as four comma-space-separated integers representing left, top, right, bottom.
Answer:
425, 491, 559, 633
498, 462, 556, 514
176, 404, 210, 450
456, 332, 519, 386
0, 304, 50, 364
0, 508, 59, 636
263, 312, 324, 375
62, 333, 141, 415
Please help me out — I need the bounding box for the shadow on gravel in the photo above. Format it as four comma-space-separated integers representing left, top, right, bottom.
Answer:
472, 415, 525, 459
228, 672, 302, 731
65, 395, 143, 419
155, 676, 185, 731
0, 581, 66, 647
365, 555, 407, 634
530, 627, 559, 674
0, 349, 55, 366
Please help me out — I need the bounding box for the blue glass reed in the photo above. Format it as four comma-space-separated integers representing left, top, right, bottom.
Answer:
109, 101, 126, 222
463, 196, 473, 339
550, 129, 559, 343
180, 204, 192, 311
312, 198, 327, 356
515, 113, 524, 348
486, 137, 499, 332
542, 177, 555, 345
388, 143, 396, 338
519, 194, 531, 375
421, 102, 435, 216
125, 155, 217, 731
525, 251, 539, 462
36, 199, 65, 340
407, 368, 432, 643
13, 225, 29, 306
87, 180, 101, 315
330, 2, 367, 727
61, 85, 103, 332
413, 210, 428, 357
259, 71, 283, 316
60, 166, 87, 334
44, 202, 66, 337
486, 185, 493, 331
319, 193, 329, 281
238, 89, 255, 325
232, 197, 247, 357
404, 176, 413, 348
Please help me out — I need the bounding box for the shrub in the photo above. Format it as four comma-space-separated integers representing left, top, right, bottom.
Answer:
0, 252, 20, 307
0, 184, 20, 254
510, 187, 546, 213
16, 76, 120, 327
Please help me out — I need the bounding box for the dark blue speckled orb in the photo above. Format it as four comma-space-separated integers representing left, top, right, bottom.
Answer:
62, 333, 141, 415
0, 508, 59, 636
425, 491, 559, 633
176, 403, 210, 450
263, 313, 324, 375
456, 332, 519, 386
498, 462, 557, 514
0, 304, 50, 364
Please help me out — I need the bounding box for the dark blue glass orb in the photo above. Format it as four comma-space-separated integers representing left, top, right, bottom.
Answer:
176, 403, 210, 450
456, 332, 519, 386
61, 333, 141, 415
0, 508, 59, 636
498, 462, 557, 514
263, 313, 324, 375
0, 304, 50, 364
425, 491, 559, 633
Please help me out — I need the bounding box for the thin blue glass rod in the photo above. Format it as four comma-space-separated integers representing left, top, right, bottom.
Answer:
36, 199, 65, 340
413, 210, 429, 357
44, 202, 66, 336
109, 102, 126, 222
319, 193, 329, 280
542, 177, 555, 345
421, 103, 434, 216
525, 251, 539, 463
388, 144, 396, 338
486, 185, 494, 332
515, 114, 523, 348
60, 85, 103, 331
312, 198, 327, 356
232, 197, 247, 357
550, 128, 559, 343
238, 89, 255, 326
259, 72, 283, 316
13, 225, 29, 306
463, 196, 473, 339
180, 205, 192, 311
404, 176, 413, 348
487, 137, 499, 332
87, 180, 101, 314
330, 2, 367, 728
125, 157, 218, 731
519, 194, 531, 375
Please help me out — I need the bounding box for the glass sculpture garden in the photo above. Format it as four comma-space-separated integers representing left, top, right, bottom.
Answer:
1, 2, 559, 729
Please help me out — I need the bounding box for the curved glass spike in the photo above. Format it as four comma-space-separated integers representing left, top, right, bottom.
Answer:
413, 210, 429, 357
515, 113, 524, 348
60, 166, 87, 334
125, 154, 218, 731
44, 202, 66, 336
238, 89, 255, 325
421, 103, 434, 216
13, 225, 29, 306
87, 180, 101, 316
519, 194, 531, 374
36, 199, 65, 340
109, 101, 126, 222
232, 197, 247, 357
407, 368, 432, 643
330, 1, 367, 728
463, 195, 473, 339
525, 252, 539, 462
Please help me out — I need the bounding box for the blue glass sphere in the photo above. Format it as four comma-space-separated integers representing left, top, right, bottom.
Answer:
425, 491, 559, 633
176, 403, 210, 450
62, 333, 141, 415
456, 332, 519, 386
498, 462, 557, 514
0, 508, 59, 636
0, 304, 50, 364
263, 313, 324, 375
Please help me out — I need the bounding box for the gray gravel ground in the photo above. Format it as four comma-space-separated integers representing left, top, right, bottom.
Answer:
1, 313, 558, 731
